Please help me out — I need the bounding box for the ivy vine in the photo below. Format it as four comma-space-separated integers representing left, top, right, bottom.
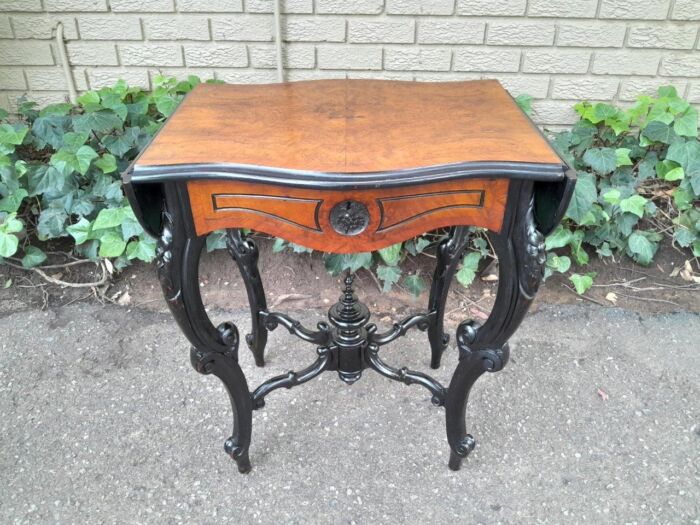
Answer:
0, 79, 697, 296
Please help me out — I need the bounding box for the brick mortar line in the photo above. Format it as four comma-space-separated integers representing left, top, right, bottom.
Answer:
5, 38, 699, 51
39, 38, 700, 51
8, 12, 698, 22
7, 66, 696, 82
4, 85, 699, 102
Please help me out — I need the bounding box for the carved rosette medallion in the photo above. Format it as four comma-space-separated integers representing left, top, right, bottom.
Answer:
329, 200, 370, 236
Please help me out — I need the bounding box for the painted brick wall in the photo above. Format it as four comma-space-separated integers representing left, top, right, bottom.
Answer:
0, 0, 699, 127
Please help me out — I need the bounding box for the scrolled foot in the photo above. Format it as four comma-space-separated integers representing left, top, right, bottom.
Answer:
224, 437, 252, 474
448, 434, 476, 471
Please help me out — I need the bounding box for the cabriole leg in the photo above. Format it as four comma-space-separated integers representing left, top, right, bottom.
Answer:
190, 330, 253, 473
156, 184, 254, 473
445, 181, 545, 470
428, 226, 470, 369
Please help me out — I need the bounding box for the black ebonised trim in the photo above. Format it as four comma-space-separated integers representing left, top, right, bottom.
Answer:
212, 207, 323, 232
125, 160, 568, 190
376, 203, 485, 232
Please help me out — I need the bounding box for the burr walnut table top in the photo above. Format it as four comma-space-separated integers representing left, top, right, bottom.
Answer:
130, 79, 564, 178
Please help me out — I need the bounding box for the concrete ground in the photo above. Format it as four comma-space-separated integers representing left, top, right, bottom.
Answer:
0, 302, 698, 524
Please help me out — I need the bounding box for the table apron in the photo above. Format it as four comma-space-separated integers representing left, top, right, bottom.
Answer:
186, 178, 510, 253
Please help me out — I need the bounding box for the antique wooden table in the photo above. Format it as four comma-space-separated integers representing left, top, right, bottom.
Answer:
124, 79, 575, 473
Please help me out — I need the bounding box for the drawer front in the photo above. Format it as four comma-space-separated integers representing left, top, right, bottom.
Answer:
187, 178, 509, 253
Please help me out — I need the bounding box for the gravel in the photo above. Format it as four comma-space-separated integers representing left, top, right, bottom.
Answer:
0, 303, 698, 524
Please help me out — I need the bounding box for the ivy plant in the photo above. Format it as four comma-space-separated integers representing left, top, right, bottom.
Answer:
545, 86, 700, 292
1, 79, 698, 297
0, 75, 210, 270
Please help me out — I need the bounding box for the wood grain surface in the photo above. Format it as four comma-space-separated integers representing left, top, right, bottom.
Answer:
187, 177, 509, 253
137, 79, 562, 174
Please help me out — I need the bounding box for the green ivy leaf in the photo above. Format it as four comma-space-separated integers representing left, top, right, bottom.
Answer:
73, 110, 123, 134
627, 232, 658, 265
619, 195, 647, 218
666, 140, 700, 194
455, 251, 481, 288
376, 264, 401, 292
0, 123, 29, 146
62, 131, 89, 150
271, 238, 287, 253
569, 273, 595, 295
37, 208, 67, 240
205, 230, 226, 252
615, 148, 633, 167
155, 94, 180, 117
95, 153, 118, 174
658, 86, 677, 98
28, 165, 65, 197
545, 224, 573, 250
663, 166, 684, 181
627, 96, 651, 125
673, 227, 695, 248
101, 127, 140, 157
602, 188, 621, 205
0, 230, 19, 257
515, 94, 532, 114
120, 209, 144, 239
403, 274, 425, 298
596, 242, 613, 258
637, 153, 658, 180
404, 236, 430, 256
545, 253, 571, 274
0, 188, 27, 213
126, 237, 156, 262
565, 172, 597, 224
289, 243, 312, 254
39, 103, 73, 117
77, 91, 100, 106
324, 252, 372, 275
673, 187, 693, 211
668, 95, 690, 116
31, 115, 72, 150
608, 115, 630, 136
583, 147, 616, 175
378, 243, 402, 266
21, 246, 47, 268
50, 143, 97, 176
99, 92, 128, 121
66, 217, 92, 244
592, 103, 617, 123
93, 206, 129, 230
75, 145, 98, 175
674, 106, 698, 138
0, 213, 23, 234
98, 230, 127, 257
641, 120, 677, 144
568, 230, 589, 265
